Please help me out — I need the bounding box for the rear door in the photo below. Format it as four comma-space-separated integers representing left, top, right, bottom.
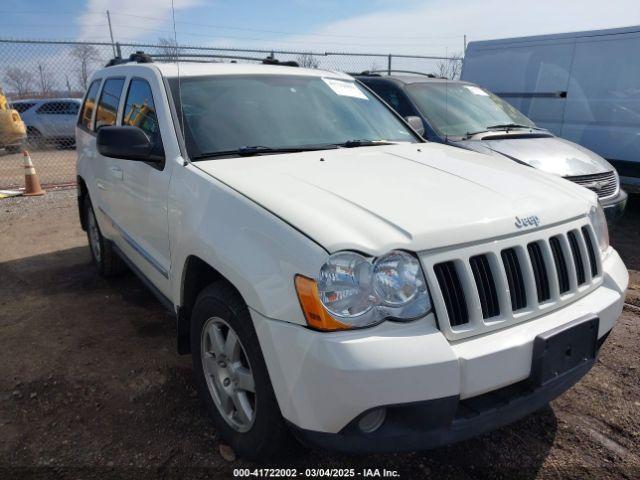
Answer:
92, 77, 126, 238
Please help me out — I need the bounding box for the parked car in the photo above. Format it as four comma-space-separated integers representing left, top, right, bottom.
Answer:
77, 53, 627, 459
11, 98, 81, 149
0, 86, 26, 153
355, 72, 627, 222
461, 25, 640, 193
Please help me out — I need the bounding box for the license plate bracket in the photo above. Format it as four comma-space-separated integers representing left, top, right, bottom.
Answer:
530, 317, 599, 387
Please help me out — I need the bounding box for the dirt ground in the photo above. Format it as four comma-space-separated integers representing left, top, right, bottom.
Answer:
0, 189, 639, 480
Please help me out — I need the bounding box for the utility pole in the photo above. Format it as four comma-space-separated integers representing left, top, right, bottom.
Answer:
464, 34, 467, 52
38, 64, 46, 95
107, 10, 116, 57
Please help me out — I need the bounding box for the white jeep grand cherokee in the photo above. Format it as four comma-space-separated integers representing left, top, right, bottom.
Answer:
76, 53, 628, 459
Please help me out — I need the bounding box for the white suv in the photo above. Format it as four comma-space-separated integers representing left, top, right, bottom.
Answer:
76, 53, 628, 459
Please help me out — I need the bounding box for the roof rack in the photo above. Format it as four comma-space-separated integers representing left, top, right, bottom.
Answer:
105, 49, 299, 68
356, 70, 443, 78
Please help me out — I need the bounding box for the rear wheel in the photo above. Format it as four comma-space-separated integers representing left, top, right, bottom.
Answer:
84, 197, 126, 277
191, 282, 289, 460
5, 145, 21, 154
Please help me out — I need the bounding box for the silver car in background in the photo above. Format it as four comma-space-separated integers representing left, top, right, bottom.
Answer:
355, 73, 627, 222
10, 98, 81, 149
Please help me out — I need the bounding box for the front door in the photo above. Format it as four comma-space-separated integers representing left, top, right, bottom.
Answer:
108, 73, 173, 298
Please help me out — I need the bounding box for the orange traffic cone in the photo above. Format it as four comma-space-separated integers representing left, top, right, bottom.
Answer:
23, 150, 45, 196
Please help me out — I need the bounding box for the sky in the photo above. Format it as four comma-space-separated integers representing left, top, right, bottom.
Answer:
2, 0, 640, 57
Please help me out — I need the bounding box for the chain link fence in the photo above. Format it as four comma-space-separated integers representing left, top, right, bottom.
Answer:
0, 38, 463, 189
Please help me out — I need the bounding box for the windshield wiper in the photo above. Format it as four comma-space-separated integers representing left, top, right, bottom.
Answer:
191, 144, 337, 160
332, 139, 394, 148
464, 124, 544, 139
485, 123, 542, 130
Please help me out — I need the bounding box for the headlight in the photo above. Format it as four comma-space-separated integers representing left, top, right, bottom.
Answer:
588, 204, 609, 253
296, 250, 431, 331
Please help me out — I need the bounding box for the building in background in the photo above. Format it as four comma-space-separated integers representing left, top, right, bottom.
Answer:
461, 25, 640, 191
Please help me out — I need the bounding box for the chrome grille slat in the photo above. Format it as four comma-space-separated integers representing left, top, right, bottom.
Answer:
566, 171, 618, 199
425, 220, 602, 341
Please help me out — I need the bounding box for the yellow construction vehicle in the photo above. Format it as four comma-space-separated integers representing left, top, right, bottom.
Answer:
0, 86, 27, 153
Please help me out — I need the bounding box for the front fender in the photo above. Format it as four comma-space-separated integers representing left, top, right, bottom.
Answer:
169, 163, 329, 325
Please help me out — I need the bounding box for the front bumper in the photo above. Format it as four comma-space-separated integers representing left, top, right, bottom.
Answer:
251, 249, 627, 452
601, 189, 627, 223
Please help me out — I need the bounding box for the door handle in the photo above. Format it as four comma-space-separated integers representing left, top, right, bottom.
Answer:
109, 166, 123, 180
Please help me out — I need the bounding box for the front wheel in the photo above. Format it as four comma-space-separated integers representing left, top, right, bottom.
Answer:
191, 282, 289, 460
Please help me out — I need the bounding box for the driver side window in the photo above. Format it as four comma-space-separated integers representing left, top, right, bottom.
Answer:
122, 78, 160, 140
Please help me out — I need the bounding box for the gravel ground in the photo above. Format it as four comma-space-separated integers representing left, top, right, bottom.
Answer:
0, 189, 639, 480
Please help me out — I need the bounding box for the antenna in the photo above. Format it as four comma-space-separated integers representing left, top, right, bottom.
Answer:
444, 47, 449, 143
106, 10, 116, 57
170, 0, 187, 163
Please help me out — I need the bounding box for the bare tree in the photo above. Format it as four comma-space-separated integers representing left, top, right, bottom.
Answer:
435, 52, 464, 79
71, 44, 101, 90
37, 63, 55, 96
4, 67, 34, 97
158, 37, 180, 61
296, 53, 319, 69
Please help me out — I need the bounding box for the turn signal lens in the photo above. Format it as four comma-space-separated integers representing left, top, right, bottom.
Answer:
294, 275, 351, 331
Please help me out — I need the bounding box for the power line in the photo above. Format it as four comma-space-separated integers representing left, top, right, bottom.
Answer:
0, 10, 465, 41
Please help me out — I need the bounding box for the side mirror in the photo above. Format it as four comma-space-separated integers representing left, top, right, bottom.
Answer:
405, 115, 425, 137
96, 126, 163, 163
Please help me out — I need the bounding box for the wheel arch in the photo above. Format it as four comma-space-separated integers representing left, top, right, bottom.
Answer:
77, 175, 89, 231
176, 255, 248, 355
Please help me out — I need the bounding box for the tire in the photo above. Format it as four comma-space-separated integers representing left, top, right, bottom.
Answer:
84, 197, 126, 277
191, 282, 290, 460
5, 145, 21, 154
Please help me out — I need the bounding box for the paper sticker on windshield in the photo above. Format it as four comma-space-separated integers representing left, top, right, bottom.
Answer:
322, 78, 368, 99
464, 85, 489, 96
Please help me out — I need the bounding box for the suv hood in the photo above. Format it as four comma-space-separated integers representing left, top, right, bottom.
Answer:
455, 135, 613, 177
196, 143, 595, 255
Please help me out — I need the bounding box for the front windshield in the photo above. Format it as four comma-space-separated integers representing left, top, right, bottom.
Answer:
406, 83, 535, 138
169, 74, 418, 158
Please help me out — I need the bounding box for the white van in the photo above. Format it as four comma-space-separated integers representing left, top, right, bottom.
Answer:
461, 25, 640, 192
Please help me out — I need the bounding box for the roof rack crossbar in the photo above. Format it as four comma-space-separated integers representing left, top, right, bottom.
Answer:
359, 69, 442, 78
149, 53, 267, 62
105, 50, 299, 68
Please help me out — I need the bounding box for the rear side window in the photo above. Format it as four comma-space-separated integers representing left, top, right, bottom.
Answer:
79, 80, 101, 130
37, 101, 80, 115
95, 78, 125, 129
122, 79, 159, 138
12, 102, 36, 113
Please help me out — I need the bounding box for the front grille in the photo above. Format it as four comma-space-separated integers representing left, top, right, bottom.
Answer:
566, 171, 617, 199
501, 248, 527, 311
567, 231, 586, 285
433, 262, 468, 326
549, 236, 570, 294
470, 255, 500, 319
527, 242, 550, 302
428, 222, 601, 337
582, 226, 599, 277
